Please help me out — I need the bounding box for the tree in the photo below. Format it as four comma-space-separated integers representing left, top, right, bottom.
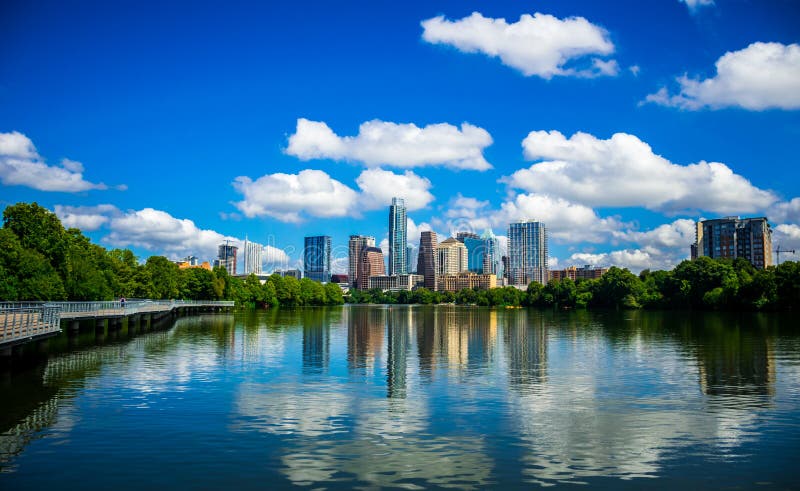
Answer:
2, 202, 68, 275
144, 256, 180, 299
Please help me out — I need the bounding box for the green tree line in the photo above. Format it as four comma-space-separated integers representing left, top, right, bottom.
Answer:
0, 202, 342, 307
348, 257, 799, 311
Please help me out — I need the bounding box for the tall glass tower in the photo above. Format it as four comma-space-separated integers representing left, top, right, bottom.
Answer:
507, 220, 548, 286
388, 197, 407, 275
304, 235, 332, 282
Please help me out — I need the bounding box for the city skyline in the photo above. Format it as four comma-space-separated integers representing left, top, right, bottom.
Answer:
1, 1, 799, 274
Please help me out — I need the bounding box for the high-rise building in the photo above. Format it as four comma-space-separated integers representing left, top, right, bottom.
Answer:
242, 236, 263, 275
388, 197, 407, 275
304, 235, 332, 282
437, 237, 468, 276
348, 235, 375, 288
507, 220, 548, 286
357, 246, 385, 289
406, 245, 416, 274
481, 229, 499, 277
417, 231, 438, 290
694, 217, 772, 269
216, 242, 238, 275
457, 232, 486, 274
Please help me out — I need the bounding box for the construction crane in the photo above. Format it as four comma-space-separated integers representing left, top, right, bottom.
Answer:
774, 245, 796, 265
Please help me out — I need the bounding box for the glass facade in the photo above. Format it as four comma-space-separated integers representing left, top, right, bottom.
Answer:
507, 221, 548, 286
388, 197, 407, 276
304, 235, 332, 282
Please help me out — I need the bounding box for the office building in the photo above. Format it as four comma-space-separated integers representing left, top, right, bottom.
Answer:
417, 231, 438, 290
507, 220, 548, 286
349, 235, 375, 288
357, 246, 385, 289
304, 235, 332, 282
549, 265, 608, 282
216, 242, 238, 275
481, 229, 499, 276
437, 237, 468, 275
274, 269, 302, 279
368, 274, 424, 292
438, 272, 497, 292
456, 232, 485, 274
242, 237, 263, 275
694, 217, 772, 269
388, 197, 407, 275
407, 245, 416, 274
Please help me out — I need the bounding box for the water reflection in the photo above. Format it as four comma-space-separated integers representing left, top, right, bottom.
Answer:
1, 308, 798, 489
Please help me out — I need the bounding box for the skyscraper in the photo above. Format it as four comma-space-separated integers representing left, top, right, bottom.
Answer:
304, 235, 332, 282
357, 246, 385, 289
216, 242, 238, 275
417, 231, 438, 290
437, 237, 468, 275
694, 217, 772, 269
242, 236, 263, 275
349, 235, 375, 288
481, 228, 499, 276
507, 220, 548, 286
388, 197, 407, 275
457, 232, 485, 273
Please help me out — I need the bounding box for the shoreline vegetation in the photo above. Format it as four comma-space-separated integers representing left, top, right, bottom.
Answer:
1, 202, 798, 311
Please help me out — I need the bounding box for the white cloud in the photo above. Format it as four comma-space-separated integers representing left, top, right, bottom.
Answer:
407, 217, 434, 248
232, 169, 359, 222
102, 207, 291, 265
0, 131, 111, 192
644, 42, 800, 110
106, 208, 238, 258
568, 249, 674, 273
510, 130, 777, 214
773, 224, 800, 257
679, 0, 714, 14
492, 193, 626, 243
421, 12, 617, 79
444, 193, 490, 219
356, 168, 434, 211
286, 118, 493, 170
54, 204, 120, 231
768, 197, 800, 224
614, 218, 697, 250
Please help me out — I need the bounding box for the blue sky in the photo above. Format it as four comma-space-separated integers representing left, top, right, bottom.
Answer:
1, 0, 799, 273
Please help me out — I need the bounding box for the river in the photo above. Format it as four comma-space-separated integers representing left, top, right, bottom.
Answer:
1, 305, 798, 489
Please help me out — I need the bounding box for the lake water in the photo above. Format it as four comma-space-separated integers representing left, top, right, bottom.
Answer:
1, 306, 799, 490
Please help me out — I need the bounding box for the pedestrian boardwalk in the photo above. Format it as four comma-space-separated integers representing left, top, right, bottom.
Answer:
0, 300, 234, 349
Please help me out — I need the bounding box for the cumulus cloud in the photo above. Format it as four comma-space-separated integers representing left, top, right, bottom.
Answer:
232, 169, 359, 222
773, 224, 800, 259
356, 168, 434, 211
644, 42, 800, 110
679, 0, 714, 13
444, 194, 490, 219
101, 207, 290, 265
768, 197, 800, 224
286, 118, 493, 170
492, 193, 626, 244
509, 130, 777, 214
0, 131, 112, 192
568, 249, 678, 273
54, 204, 120, 231
421, 12, 617, 79
614, 218, 697, 250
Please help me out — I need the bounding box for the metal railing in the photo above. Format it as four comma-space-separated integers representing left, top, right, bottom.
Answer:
0, 305, 62, 344
0, 300, 233, 347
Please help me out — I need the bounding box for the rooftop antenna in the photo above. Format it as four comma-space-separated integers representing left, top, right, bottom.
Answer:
774, 245, 796, 266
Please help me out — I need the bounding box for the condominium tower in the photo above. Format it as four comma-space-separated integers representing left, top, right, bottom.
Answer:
304, 235, 332, 282
242, 237, 262, 275
437, 237, 468, 275
349, 235, 375, 288
507, 220, 548, 285
357, 246, 385, 289
388, 197, 407, 276
694, 217, 772, 269
215, 242, 238, 276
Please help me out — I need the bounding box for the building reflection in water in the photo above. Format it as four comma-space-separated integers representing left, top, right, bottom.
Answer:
346, 306, 385, 375
503, 309, 547, 390
302, 313, 329, 375
386, 306, 411, 399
